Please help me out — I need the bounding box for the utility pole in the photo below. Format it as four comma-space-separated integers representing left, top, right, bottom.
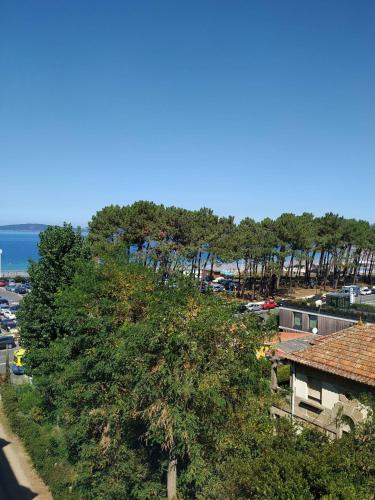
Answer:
0, 248, 2, 278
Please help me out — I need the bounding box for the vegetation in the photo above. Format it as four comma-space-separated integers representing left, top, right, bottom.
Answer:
9, 207, 374, 498
18, 224, 89, 352
89, 202, 375, 295
1, 384, 78, 499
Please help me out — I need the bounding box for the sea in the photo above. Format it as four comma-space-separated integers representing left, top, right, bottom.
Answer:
0, 231, 40, 273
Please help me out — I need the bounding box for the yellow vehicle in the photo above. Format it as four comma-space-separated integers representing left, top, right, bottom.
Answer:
12, 348, 26, 375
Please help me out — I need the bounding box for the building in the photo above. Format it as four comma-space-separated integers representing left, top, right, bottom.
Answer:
270, 323, 375, 438
278, 296, 375, 336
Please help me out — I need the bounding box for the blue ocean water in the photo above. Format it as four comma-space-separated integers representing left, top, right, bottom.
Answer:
0, 231, 40, 272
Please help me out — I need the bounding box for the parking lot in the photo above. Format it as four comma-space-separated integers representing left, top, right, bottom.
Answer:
360, 293, 375, 305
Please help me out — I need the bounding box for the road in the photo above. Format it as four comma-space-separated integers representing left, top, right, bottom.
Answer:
0, 288, 24, 305
360, 294, 375, 305
0, 404, 52, 499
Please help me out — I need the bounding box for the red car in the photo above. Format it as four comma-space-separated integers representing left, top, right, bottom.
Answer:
262, 299, 278, 310
0, 281, 6, 287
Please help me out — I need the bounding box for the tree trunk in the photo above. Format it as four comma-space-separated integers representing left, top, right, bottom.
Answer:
167, 457, 177, 500
197, 251, 202, 280
236, 260, 242, 297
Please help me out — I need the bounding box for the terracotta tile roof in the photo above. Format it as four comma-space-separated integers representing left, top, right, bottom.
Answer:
266, 332, 314, 357
273, 331, 313, 342
282, 323, 375, 387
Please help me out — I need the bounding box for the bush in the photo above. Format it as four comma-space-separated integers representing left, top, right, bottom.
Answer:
1, 383, 78, 499
351, 302, 375, 312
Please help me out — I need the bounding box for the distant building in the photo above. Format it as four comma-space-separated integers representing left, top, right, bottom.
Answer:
270, 323, 375, 438
278, 295, 375, 337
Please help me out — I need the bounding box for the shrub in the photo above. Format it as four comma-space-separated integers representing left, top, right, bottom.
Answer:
0, 383, 78, 499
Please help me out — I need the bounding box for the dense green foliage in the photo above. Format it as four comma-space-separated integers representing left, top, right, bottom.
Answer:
22, 258, 271, 498
19, 224, 89, 352
89, 202, 375, 295
11, 212, 375, 498
1, 384, 78, 499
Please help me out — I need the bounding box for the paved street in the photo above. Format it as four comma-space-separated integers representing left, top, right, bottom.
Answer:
0, 288, 23, 305
360, 294, 375, 305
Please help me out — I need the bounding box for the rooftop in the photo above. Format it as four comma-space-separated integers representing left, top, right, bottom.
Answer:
283, 323, 375, 387
267, 331, 314, 357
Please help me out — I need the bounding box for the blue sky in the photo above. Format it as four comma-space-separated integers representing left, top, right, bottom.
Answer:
1, 1, 374, 225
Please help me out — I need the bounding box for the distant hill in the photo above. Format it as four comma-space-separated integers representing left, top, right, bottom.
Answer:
0, 224, 48, 231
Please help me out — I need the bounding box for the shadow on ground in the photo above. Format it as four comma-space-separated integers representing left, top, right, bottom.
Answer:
0, 438, 37, 499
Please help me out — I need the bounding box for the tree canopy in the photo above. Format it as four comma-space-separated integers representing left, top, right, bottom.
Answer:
13, 209, 375, 499
88, 202, 375, 295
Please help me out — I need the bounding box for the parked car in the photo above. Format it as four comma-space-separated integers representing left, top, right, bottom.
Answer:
372, 286, 375, 294
262, 299, 278, 310
211, 283, 225, 292
225, 280, 241, 292
238, 303, 248, 313
246, 303, 263, 312
2, 310, 16, 320
14, 286, 27, 295
0, 335, 16, 349
238, 303, 262, 313
360, 287, 372, 296
5, 285, 16, 292
0, 298, 9, 306
9, 304, 20, 313
341, 285, 361, 297
0, 281, 6, 287
1, 319, 17, 332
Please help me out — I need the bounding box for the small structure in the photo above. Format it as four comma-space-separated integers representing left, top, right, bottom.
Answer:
271, 323, 375, 438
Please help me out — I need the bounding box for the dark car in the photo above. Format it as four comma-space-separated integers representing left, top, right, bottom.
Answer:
9, 304, 20, 312
0, 298, 9, 306
238, 304, 248, 313
1, 319, 17, 332
14, 286, 27, 295
222, 280, 240, 291
0, 335, 16, 349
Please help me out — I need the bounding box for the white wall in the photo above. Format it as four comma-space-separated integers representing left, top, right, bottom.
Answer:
295, 370, 308, 399
321, 382, 340, 409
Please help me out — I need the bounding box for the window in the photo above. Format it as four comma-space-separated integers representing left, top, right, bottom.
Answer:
293, 312, 302, 330
307, 377, 322, 403
308, 315, 318, 333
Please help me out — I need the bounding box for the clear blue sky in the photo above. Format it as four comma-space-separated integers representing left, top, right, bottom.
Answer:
1, 1, 374, 226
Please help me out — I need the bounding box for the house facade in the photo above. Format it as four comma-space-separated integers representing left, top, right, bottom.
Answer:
270, 324, 375, 438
